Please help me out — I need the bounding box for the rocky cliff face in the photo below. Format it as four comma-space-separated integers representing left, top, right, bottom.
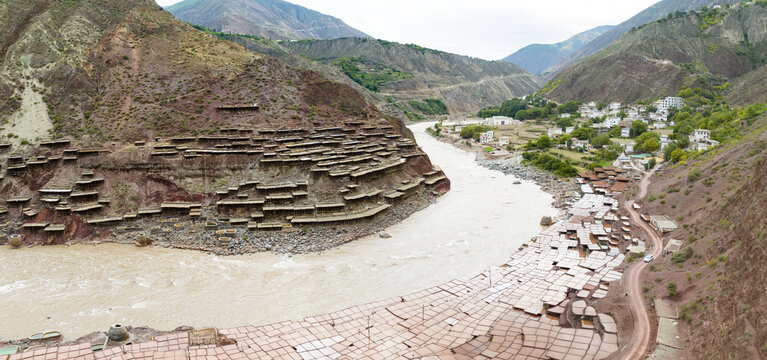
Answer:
167, 0, 370, 41
283, 38, 544, 115
546, 3, 767, 103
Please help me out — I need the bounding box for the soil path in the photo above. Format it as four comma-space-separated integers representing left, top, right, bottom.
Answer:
620, 167, 663, 359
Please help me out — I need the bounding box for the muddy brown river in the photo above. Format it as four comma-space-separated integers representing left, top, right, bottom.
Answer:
0, 123, 556, 340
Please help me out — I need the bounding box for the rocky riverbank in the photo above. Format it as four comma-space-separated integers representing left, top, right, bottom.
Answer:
479, 156, 580, 211
92, 195, 437, 256
426, 130, 579, 212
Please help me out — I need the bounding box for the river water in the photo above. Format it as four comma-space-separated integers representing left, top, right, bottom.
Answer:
0, 122, 556, 340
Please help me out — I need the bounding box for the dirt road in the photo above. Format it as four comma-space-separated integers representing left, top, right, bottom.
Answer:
619, 168, 663, 359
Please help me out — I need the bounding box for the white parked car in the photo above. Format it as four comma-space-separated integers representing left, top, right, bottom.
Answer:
643, 254, 654, 263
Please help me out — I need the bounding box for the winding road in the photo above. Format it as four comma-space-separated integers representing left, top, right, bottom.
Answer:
620, 167, 663, 359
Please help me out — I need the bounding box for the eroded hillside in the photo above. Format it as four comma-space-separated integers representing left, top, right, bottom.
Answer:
282, 38, 544, 115
634, 111, 767, 358
546, 3, 767, 103
0, 0, 448, 252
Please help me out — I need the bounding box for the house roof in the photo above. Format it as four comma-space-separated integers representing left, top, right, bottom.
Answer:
650, 215, 678, 230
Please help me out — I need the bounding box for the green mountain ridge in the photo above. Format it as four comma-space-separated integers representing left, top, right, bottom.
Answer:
281, 37, 544, 115
501, 25, 614, 75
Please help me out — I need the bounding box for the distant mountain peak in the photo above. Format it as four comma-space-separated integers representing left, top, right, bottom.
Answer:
501, 25, 614, 75
167, 0, 370, 40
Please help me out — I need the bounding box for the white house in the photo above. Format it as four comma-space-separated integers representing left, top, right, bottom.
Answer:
559, 113, 571, 119
660, 139, 673, 151
649, 112, 668, 122
498, 137, 510, 147
621, 128, 631, 138
605, 117, 621, 127
565, 126, 575, 134
490, 116, 517, 126
609, 102, 621, 111
656, 97, 684, 114
548, 128, 563, 137
479, 131, 494, 144
572, 139, 591, 151
693, 129, 711, 142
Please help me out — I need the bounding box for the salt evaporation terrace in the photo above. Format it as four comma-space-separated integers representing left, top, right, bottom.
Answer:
6, 186, 633, 359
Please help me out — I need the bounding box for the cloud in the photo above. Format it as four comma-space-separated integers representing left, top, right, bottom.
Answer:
156, 0, 659, 60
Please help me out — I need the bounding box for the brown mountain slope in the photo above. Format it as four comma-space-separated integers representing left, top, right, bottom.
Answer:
726, 64, 767, 106
0, 0, 449, 254
0, 0, 377, 146
636, 112, 767, 358
167, 0, 370, 41
546, 3, 767, 103
544, 0, 742, 76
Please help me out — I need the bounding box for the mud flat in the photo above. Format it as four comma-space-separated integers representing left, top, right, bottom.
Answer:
0, 122, 556, 340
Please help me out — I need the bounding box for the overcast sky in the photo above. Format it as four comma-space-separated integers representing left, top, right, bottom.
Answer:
155, 0, 659, 60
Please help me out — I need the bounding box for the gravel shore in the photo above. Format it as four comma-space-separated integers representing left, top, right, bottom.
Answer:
103, 195, 435, 256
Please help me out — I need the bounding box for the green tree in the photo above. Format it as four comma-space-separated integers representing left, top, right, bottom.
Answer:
571, 126, 594, 141
558, 101, 580, 114
645, 158, 657, 170
670, 148, 687, 163
591, 134, 612, 149
635, 132, 661, 153
630, 120, 648, 138
608, 126, 622, 138
556, 118, 574, 129
663, 142, 679, 161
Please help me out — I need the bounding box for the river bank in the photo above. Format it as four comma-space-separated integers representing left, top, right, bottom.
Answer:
0, 122, 557, 341
92, 195, 436, 256
426, 127, 580, 213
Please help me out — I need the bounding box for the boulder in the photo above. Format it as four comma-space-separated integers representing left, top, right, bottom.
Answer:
9, 234, 23, 248
134, 235, 154, 247
379, 232, 392, 239
540, 216, 554, 226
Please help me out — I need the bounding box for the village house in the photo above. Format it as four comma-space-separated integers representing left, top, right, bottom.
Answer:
572, 139, 592, 151
548, 128, 564, 137
559, 113, 571, 119
489, 116, 519, 126
655, 97, 684, 114
661, 139, 673, 151
605, 117, 621, 127
692, 129, 710, 142
649, 112, 668, 122
498, 137, 510, 147
565, 126, 575, 134
479, 131, 494, 144
621, 128, 631, 138
608, 102, 621, 111
649, 215, 679, 233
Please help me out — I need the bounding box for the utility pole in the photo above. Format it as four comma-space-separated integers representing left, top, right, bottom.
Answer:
488, 267, 492, 287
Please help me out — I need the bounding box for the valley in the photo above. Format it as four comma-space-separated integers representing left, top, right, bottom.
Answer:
1, 0, 767, 358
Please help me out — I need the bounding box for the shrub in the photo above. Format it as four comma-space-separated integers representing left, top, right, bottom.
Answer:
522, 152, 579, 177
671, 247, 694, 264
688, 170, 702, 182
667, 283, 678, 296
